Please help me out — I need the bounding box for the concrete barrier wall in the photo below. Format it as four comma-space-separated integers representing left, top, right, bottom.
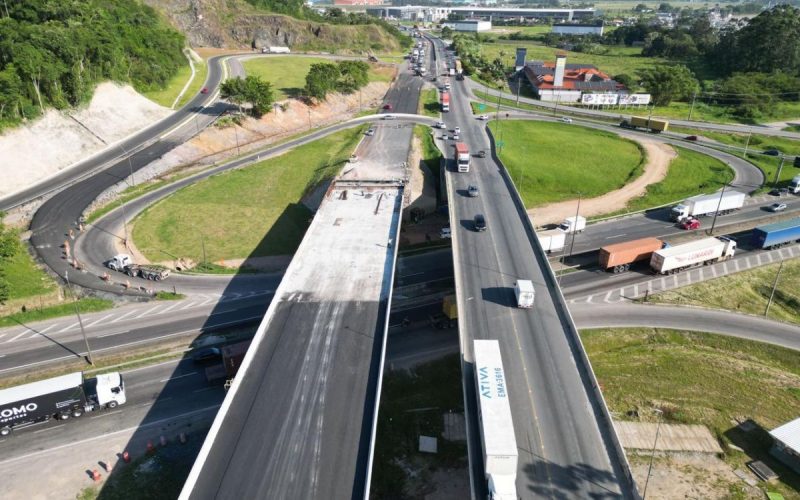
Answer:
486, 126, 641, 499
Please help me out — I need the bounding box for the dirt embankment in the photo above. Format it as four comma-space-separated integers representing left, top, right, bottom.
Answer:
529, 137, 677, 226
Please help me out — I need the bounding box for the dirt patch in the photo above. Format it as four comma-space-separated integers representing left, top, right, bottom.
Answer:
528, 137, 676, 226
0, 83, 171, 200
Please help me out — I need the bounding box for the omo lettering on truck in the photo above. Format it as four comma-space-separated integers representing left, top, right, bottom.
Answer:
0, 402, 38, 423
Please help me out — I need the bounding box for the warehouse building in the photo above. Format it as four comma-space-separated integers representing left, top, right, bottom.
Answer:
443, 19, 492, 32
770, 417, 800, 474
552, 21, 605, 36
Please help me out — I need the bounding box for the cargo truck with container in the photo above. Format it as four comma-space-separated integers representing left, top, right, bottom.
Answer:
0, 372, 126, 436
455, 143, 470, 172
455, 60, 463, 79
513, 280, 535, 308
619, 116, 669, 133
558, 215, 586, 233
441, 92, 450, 112
599, 237, 664, 273
752, 218, 800, 249
473, 340, 518, 500
650, 237, 736, 274
537, 229, 566, 253
669, 191, 746, 222
789, 175, 800, 194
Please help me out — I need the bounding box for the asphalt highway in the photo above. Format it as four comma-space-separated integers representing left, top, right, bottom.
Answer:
429, 36, 633, 498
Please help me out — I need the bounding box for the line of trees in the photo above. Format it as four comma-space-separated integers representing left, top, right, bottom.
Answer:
305, 60, 371, 101
0, 0, 186, 130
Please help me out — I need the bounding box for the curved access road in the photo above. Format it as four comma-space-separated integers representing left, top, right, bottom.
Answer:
571, 303, 800, 352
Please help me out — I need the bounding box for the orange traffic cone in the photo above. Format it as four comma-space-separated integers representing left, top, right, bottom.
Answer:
92, 469, 101, 482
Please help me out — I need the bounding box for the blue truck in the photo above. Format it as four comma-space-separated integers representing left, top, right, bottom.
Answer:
751, 218, 800, 250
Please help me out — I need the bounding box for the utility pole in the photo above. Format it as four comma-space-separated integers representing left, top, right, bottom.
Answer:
642, 408, 664, 499
765, 260, 784, 317
559, 193, 581, 284
515, 74, 521, 107
552, 94, 560, 117
65, 270, 94, 366
773, 155, 786, 187
119, 199, 130, 249
687, 91, 697, 121
234, 126, 240, 156
743, 132, 752, 158
709, 182, 727, 235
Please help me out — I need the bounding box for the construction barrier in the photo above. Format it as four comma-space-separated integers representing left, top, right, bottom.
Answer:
91, 469, 101, 482
122, 451, 130, 463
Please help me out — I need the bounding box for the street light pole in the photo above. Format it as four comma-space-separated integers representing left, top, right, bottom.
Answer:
765, 260, 784, 317
65, 270, 94, 366
709, 182, 727, 235
642, 408, 664, 499
687, 91, 697, 121
743, 132, 752, 158
773, 155, 786, 187
559, 192, 581, 284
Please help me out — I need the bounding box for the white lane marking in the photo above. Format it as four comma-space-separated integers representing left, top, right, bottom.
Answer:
603, 290, 612, 303
89, 410, 122, 419
135, 305, 163, 319
160, 372, 197, 383
0, 355, 5, 358
158, 301, 183, 314
605, 233, 626, 239
85, 314, 114, 328
57, 322, 79, 333
34, 424, 65, 434
0, 405, 222, 467
97, 330, 130, 338
111, 309, 139, 323
179, 301, 198, 311
37, 324, 58, 334
7, 330, 32, 342
0, 333, 6, 341
193, 387, 215, 393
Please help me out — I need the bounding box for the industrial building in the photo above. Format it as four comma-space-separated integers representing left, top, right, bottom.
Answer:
770, 417, 800, 474
552, 22, 605, 36
443, 19, 492, 32
365, 6, 596, 23
522, 55, 625, 102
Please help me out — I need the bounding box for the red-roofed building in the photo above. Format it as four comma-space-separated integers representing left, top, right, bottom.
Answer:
523, 55, 626, 102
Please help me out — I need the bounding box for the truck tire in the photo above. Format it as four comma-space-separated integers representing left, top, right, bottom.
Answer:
59, 412, 70, 420
0, 427, 10, 436
127, 269, 135, 277
107, 401, 118, 409
72, 409, 83, 418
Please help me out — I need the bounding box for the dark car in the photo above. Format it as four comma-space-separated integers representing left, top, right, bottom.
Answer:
474, 214, 487, 231
467, 185, 479, 197
191, 347, 222, 364
770, 187, 790, 196
476, 150, 487, 158
383, 103, 393, 110
200, 87, 209, 94
763, 149, 781, 156
684, 135, 698, 141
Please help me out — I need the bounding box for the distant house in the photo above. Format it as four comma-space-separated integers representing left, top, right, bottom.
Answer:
522, 55, 626, 102
551, 21, 604, 36
770, 417, 800, 474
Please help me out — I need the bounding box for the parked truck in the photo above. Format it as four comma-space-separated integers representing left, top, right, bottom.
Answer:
441, 92, 450, 112
752, 218, 800, 249
537, 229, 566, 253
789, 175, 800, 195
204, 341, 252, 385
455, 142, 470, 172
558, 215, 586, 233
669, 191, 745, 222
106, 254, 170, 280
0, 372, 126, 436
619, 116, 669, 133
513, 280, 535, 308
473, 340, 518, 500
262, 46, 290, 54
455, 60, 463, 80
650, 237, 736, 274
599, 237, 664, 273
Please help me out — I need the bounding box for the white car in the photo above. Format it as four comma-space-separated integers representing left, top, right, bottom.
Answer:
478, 115, 489, 120
439, 227, 452, 239
454, 127, 461, 134
560, 116, 573, 124
452, 133, 460, 140
383, 114, 396, 120
435, 121, 446, 128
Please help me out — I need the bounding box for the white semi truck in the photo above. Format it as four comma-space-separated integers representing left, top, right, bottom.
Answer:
455, 142, 470, 172
650, 236, 736, 274
537, 229, 566, 253
473, 340, 518, 500
789, 175, 800, 194
0, 372, 126, 436
558, 215, 586, 233
669, 191, 745, 222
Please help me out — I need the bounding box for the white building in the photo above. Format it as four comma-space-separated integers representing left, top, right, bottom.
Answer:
552, 22, 604, 36
770, 417, 800, 474
443, 19, 492, 32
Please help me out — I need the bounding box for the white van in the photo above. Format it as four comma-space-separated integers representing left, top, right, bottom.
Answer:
514, 280, 535, 308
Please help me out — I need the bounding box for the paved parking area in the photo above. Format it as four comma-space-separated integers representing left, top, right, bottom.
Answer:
615, 421, 723, 453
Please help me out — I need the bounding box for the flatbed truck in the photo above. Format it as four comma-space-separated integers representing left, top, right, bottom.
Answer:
106, 254, 170, 281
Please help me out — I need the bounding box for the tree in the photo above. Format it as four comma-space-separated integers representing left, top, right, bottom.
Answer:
613, 73, 637, 90
305, 63, 340, 100
220, 76, 275, 117
336, 60, 369, 94
220, 77, 248, 114
441, 26, 453, 39
637, 64, 698, 106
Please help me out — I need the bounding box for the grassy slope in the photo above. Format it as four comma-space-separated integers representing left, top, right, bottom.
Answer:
0, 298, 113, 328
649, 100, 800, 125
414, 125, 442, 179
4, 250, 57, 301
242, 57, 394, 100
132, 126, 364, 262
650, 259, 800, 324
143, 58, 209, 109
622, 146, 734, 213
489, 120, 643, 206
582, 327, 800, 498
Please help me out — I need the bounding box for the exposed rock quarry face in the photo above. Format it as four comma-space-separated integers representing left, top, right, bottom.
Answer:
144, 0, 400, 52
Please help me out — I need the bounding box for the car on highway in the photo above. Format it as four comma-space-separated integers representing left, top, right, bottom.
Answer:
191, 347, 222, 364
478, 115, 489, 120
770, 187, 790, 196
383, 104, 393, 110
200, 87, 209, 94
763, 149, 781, 156
476, 150, 487, 158
452, 133, 460, 140
560, 117, 573, 124
365, 128, 375, 136
383, 114, 396, 120
768, 202, 788, 212
435, 121, 446, 128
468, 185, 479, 197
679, 217, 700, 230
474, 214, 487, 232
439, 227, 452, 239
454, 126, 461, 134
684, 135, 698, 141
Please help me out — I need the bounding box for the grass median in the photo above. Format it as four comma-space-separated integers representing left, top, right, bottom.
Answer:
489, 120, 644, 206
143, 58, 208, 109
0, 297, 113, 328
132, 126, 364, 263
419, 88, 440, 118
582, 327, 800, 498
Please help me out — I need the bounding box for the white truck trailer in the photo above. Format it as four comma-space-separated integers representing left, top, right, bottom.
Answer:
473, 340, 518, 500
513, 280, 535, 308
789, 175, 800, 194
262, 46, 290, 54
669, 191, 745, 222
558, 215, 586, 233
537, 229, 566, 253
650, 236, 736, 274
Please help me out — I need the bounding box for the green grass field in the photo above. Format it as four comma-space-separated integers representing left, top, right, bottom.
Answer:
621, 146, 734, 213
582, 327, 800, 498
419, 88, 440, 118
671, 127, 800, 157
143, 58, 209, 109
242, 57, 395, 101
646, 99, 800, 125
3, 249, 56, 301
132, 126, 364, 262
0, 297, 113, 328
489, 120, 644, 206
650, 259, 800, 324
414, 125, 442, 180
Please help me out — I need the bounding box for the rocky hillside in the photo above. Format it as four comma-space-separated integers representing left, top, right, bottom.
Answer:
144, 0, 404, 53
